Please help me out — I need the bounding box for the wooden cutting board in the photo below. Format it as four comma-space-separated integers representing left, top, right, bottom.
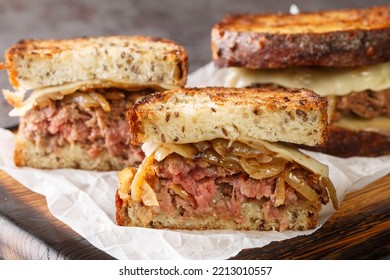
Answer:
0, 170, 389, 259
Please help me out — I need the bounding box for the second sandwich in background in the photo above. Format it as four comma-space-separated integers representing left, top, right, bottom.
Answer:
116, 87, 338, 232
2, 36, 188, 170
211, 5, 390, 157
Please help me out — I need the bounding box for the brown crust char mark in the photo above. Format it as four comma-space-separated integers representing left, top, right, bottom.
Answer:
211, 7, 390, 69
301, 126, 390, 157
212, 28, 390, 69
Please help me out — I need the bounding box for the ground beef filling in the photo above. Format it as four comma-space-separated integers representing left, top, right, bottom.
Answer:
151, 153, 325, 227
19, 88, 150, 165
334, 89, 390, 120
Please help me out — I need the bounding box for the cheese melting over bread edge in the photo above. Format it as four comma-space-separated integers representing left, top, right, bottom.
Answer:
225, 62, 390, 97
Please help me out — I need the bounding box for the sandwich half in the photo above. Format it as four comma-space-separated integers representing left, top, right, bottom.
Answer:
2, 36, 188, 170
211, 6, 390, 157
116, 87, 338, 231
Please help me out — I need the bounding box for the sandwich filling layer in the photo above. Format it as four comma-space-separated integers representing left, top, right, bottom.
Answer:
4, 79, 175, 116
118, 139, 337, 231
18, 88, 151, 168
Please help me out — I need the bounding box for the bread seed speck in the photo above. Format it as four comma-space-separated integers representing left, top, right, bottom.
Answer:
296, 109, 308, 122
222, 127, 228, 136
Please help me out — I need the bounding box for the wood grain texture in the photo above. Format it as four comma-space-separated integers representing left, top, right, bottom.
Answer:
0, 170, 389, 259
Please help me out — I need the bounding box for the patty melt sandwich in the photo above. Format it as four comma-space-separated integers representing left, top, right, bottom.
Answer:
2, 36, 188, 170
211, 6, 390, 157
116, 87, 337, 231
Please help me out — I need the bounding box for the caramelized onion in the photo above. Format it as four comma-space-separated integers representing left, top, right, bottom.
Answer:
274, 177, 285, 207
283, 170, 320, 204
164, 143, 198, 159
62, 92, 111, 111
198, 150, 243, 171
130, 153, 155, 203
90, 92, 110, 112
321, 176, 339, 209
239, 157, 287, 179
117, 167, 137, 199
141, 181, 159, 206
212, 138, 269, 157
63, 92, 99, 107
256, 155, 273, 163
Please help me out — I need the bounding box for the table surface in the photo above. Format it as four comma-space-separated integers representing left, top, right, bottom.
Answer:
1, 0, 390, 260
1, 168, 389, 260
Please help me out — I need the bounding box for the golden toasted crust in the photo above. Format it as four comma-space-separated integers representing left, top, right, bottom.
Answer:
212, 6, 390, 69
5, 35, 188, 90
301, 126, 390, 157
129, 87, 328, 147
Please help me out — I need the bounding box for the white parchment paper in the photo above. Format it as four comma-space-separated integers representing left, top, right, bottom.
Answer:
1, 63, 390, 260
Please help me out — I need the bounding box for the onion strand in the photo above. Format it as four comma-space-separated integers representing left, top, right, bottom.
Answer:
283, 170, 320, 204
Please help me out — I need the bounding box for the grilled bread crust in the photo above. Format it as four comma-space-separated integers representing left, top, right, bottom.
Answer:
5, 35, 188, 90
212, 6, 390, 69
129, 87, 328, 147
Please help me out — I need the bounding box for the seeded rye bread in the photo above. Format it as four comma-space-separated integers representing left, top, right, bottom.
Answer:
211, 6, 390, 69
116, 87, 333, 231
130, 87, 328, 147
3, 36, 188, 170
5, 35, 188, 92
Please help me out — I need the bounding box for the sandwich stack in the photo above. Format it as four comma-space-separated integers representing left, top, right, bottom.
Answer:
2, 36, 188, 170
211, 5, 390, 157
116, 87, 338, 231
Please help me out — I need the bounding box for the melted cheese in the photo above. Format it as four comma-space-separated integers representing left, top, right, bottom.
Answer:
7, 79, 179, 116
333, 117, 390, 133
225, 62, 390, 97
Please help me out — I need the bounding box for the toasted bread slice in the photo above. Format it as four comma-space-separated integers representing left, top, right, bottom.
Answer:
212, 6, 390, 69
129, 87, 328, 147
5, 35, 188, 91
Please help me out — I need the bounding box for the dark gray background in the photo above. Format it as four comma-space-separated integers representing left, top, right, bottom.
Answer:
1, 0, 389, 128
